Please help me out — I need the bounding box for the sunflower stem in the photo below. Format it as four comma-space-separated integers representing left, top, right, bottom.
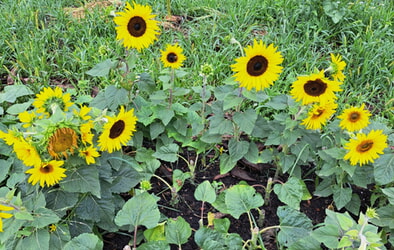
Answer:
168, 68, 175, 108
166, 0, 171, 17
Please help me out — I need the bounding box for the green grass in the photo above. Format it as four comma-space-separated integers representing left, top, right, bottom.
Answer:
0, 0, 393, 122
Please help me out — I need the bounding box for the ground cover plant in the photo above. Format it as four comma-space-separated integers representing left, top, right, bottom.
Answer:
0, 0, 393, 249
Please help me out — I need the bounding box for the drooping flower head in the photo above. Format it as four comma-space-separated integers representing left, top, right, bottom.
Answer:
98, 106, 137, 153
301, 102, 338, 130
114, 2, 161, 51
47, 127, 78, 159
0, 204, 14, 232
338, 103, 371, 132
290, 70, 342, 105
160, 43, 186, 69
344, 130, 388, 166
231, 39, 283, 91
328, 53, 346, 82
32, 87, 73, 117
26, 160, 66, 188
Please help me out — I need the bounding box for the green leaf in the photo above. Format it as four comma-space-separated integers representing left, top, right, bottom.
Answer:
115, 192, 160, 230
6, 101, 33, 115
138, 241, 170, 250
63, 233, 103, 250
152, 143, 179, 162
263, 94, 291, 110
225, 183, 263, 219
30, 207, 60, 228
165, 216, 192, 245
323, 0, 345, 23
155, 108, 174, 126
144, 223, 166, 242
232, 109, 258, 134
332, 186, 352, 210
14, 211, 34, 221
219, 153, 237, 175
277, 206, 313, 247
311, 224, 340, 249
228, 139, 249, 162
46, 190, 79, 217
324, 147, 346, 160
336, 213, 354, 231
15, 228, 50, 250
60, 166, 101, 198
273, 177, 303, 210
244, 143, 273, 164
90, 85, 128, 110
86, 59, 116, 77
223, 95, 243, 110
337, 236, 352, 248
194, 180, 216, 203
75, 194, 115, 224
370, 205, 394, 229
0, 159, 12, 183
110, 163, 141, 193
382, 187, 394, 205
374, 153, 394, 185
172, 169, 191, 192
194, 227, 242, 250
0, 85, 33, 103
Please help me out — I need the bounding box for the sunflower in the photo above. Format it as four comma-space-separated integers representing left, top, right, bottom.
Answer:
98, 106, 137, 153
0, 129, 20, 146
160, 43, 186, 69
80, 121, 94, 145
18, 111, 36, 128
26, 160, 66, 188
0, 204, 14, 232
79, 146, 100, 165
114, 2, 160, 51
328, 53, 346, 82
301, 102, 338, 130
290, 70, 342, 105
344, 130, 388, 166
47, 127, 78, 159
338, 103, 371, 132
32, 87, 73, 116
74, 105, 92, 120
13, 139, 42, 167
231, 39, 283, 91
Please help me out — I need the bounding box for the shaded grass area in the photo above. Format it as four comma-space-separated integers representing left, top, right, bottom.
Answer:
0, 0, 393, 121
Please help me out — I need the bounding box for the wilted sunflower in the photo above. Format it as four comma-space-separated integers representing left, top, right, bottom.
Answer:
338, 103, 371, 132
79, 146, 100, 165
26, 160, 66, 188
344, 130, 388, 166
328, 53, 346, 82
232, 39, 283, 91
32, 87, 73, 116
114, 2, 160, 51
160, 43, 186, 69
13, 139, 41, 167
0, 204, 14, 232
98, 106, 137, 153
301, 102, 338, 130
47, 127, 78, 159
290, 70, 342, 105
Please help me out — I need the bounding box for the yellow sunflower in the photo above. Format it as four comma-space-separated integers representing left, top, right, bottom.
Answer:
338, 103, 371, 132
0, 204, 14, 232
231, 39, 283, 91
328, 53, 346, 82
18, 111, 36, 128
13, 139, 42, 167
0, 129, 20, 146
290, 70, 343, 105
160, 43, 186, 69
114, 2, 160, 51
26, 160, 66, 188
74, 105, 92, 120
80, 121, 94, 145
32, 87, 73, 116
98, 106, 137, 153
344, 130, 388, 166
79, 146, 100, 165
301, 102, 338, 130
47, 127, 78, 159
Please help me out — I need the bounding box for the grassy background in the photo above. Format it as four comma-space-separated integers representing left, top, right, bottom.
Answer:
0, 0, 393, 122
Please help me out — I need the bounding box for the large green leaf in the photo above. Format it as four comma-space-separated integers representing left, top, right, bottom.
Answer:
30, 207, 60, 228
194, 180, 216, 203
0, 85, 33, 103
228, 139, 249, 162
233, 109, 258, 134
273, 177, 303, 210
165, 216, 192, 245
152, 143, 179, 162
0, 159, 12, 183
332, 186, 352, 210
15, 228, 50, 250
86, 59, 116, 77
225, 183, 263, 219
115, 192, 160, 230
46, 190, 79, 217
90, 85, 128, 110
382, 187, 394, 205
374, 154, 394, 185
219, 153, 237, 175
60, 166, 101, 198
110, 163, 141, 193
63, 233, 103, 250
277, 206, 313, 247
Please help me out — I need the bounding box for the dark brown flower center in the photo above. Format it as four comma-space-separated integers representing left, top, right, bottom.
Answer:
356, 140, 373, 153
40, 164, 53, 173
167, 52, 178, 63
246, 55, 268, 76
127, 16, 146, 37
349, 112, 360, 122
304, 79, 327, 96
110, 120, 125, 139
313, 109, 324, 118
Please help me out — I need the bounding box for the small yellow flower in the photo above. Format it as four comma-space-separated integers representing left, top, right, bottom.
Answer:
49, 224, 57, 232
160, 43, 186, 69
301, 102, 338, 130
344, 130, 388, 166
338, 103, 371, 132
0, 204, 14, 232
74, 105, 92, 120
328, 53, 346, 82
79, 146, 100, 165
18, 111, 36, 128
80, 121, 94, 145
